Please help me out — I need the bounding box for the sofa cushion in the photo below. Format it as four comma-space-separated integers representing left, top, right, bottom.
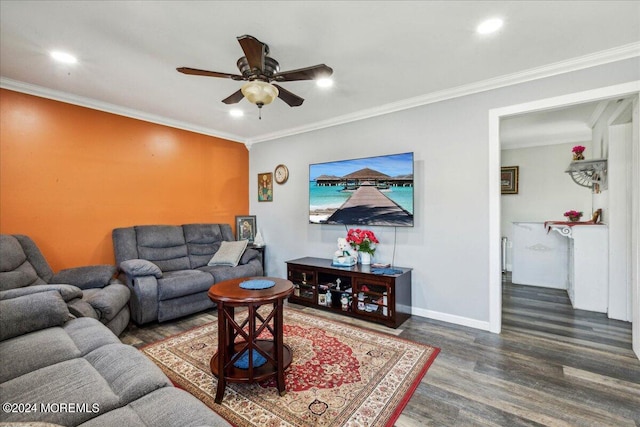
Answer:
78, 387, 231, 427
50, 265, 117, 290
119, 259, 162, 278
67, 298, 101, 320
63, 317, 122, 356
0, 234, 28, 272
0, 269, 45, 291
134, 226, 190, 272
207, 240, 248, 268
0, 291, 71, 341
84, 343, 172, 405
199, 260, 263, 283
0, 327, 81, 383
183, 223, 224, 269
157, 270, 214, 301
0, 358, 121, 425
0, 235, 45, 291
0, 284, 83, 302
82, 284, 131, 322
0, 319, 119, 382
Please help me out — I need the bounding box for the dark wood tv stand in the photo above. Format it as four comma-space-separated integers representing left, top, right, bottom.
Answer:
285, 257, 412, 328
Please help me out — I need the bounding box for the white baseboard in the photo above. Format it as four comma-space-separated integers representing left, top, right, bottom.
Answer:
411, 307, 492, 331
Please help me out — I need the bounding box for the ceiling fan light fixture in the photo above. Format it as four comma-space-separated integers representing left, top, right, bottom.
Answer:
241, 81, 279, 106
316, 78, 333, 88
477, 18, 503, 34
50, 50, 77, 64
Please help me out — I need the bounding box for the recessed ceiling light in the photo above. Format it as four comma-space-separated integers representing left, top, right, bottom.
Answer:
229, 109, 244, 117
316, 78, 333, 88
477, 18, 503, 35
50, 50, 78, 64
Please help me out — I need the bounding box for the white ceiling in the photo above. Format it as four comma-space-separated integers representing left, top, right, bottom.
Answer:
1, 1, 639, 145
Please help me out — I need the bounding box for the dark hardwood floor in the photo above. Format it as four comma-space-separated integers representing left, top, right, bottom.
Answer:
121, 276, 640, 426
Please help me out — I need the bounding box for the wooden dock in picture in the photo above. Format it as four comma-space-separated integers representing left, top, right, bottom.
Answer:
326, 185, 413, 226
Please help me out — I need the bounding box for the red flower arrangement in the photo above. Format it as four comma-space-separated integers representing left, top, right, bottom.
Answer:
571, 145, 585, 154
346, 228, 379, 255
564, 210, 583, 221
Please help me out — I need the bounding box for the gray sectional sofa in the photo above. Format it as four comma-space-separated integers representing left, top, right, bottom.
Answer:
0, 288, 230, 426
113, 223, 263, 325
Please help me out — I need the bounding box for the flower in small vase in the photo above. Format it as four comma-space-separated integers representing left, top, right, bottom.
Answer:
346, 228, 379, 255
572, 145, 586, 161
563, 210, 583, 222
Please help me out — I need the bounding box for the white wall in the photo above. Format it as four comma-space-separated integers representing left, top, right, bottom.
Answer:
608, 123, 634, 321
249, 57, 640, 330
501, 142, 593, 271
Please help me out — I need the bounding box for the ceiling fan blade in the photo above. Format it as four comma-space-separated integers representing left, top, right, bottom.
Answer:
177, 67, 244, 80
274, 64, 333, 82
237, 35, 266, 71
221, 89, 244, 105
273, 84, 304, 107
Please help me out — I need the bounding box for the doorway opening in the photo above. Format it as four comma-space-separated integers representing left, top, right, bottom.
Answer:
488, 81, 640, 357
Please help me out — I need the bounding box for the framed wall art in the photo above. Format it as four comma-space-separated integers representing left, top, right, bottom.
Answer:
235, 215, 257, 242
501, 166, 519, 194
258, 172, 273, 202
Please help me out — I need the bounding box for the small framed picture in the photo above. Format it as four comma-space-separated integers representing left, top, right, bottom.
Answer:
501, 166, 519, 194
235, 215, 257, 242
318, 294, 327, 306
258, 172, 273, 202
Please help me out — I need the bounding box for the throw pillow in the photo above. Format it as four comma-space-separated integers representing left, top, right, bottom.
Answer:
207, 240, 248, 267
119, 259, 163, 278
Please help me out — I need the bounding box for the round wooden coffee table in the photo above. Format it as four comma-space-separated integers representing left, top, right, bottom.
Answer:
207, 276, 294, 403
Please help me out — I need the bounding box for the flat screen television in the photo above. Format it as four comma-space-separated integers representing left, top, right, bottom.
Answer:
309, 152, 414, 227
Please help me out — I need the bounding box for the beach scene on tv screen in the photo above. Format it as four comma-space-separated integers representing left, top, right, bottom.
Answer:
309, 152, 414, 226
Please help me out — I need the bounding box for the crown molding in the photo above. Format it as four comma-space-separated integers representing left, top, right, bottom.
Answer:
2, 42, 638, 145
247, 42, 640, 144
0, 78, 248, 144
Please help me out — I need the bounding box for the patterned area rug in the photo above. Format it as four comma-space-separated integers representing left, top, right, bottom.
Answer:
142, 308, 439, 427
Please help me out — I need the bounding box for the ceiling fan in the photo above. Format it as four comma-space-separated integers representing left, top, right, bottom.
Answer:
177, 35, 333, 118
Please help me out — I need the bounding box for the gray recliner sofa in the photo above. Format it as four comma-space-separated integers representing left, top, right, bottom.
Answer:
0, 288, 230, 426
0, 234, 130, 336
113, 223, 263, 325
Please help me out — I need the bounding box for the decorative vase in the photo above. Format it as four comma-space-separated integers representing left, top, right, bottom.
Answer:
569, 216, 580, 222
573, 152, 584, 161
359, 252, 372, 265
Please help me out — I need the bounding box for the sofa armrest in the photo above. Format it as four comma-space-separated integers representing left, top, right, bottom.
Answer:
0, 284, 82, 302
50, 265, 117, 290
239, 248, 259, 265
119, 259, 163, 278
0, 291, 71, 341
83, 283, 131, 322
123, 275, 159, 325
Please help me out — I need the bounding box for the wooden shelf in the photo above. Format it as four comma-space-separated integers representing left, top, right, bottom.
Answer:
286, 257, 412, 328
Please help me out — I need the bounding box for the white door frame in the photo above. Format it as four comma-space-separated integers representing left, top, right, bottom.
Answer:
488, 81, 640, 358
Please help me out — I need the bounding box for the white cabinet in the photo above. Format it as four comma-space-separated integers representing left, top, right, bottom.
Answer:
548, 224, 608, 313
512, 222, 568, 289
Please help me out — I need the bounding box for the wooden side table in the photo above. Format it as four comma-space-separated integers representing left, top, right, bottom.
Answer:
207, 276, 293, 403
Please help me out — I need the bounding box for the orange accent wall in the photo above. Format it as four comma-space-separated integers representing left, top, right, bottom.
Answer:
0, 89, 249, 271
